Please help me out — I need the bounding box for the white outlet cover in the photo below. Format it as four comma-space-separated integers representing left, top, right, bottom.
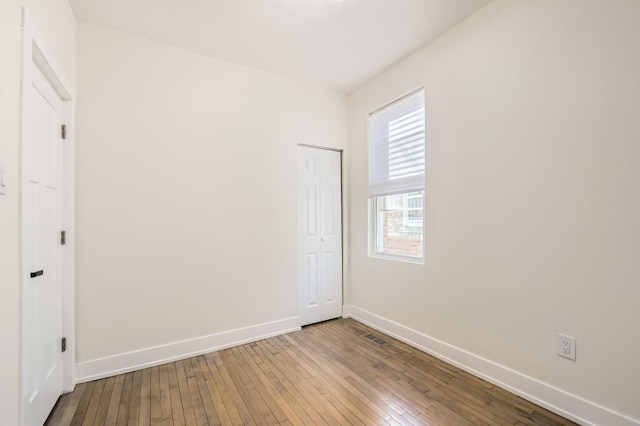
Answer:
556, 333, 576, 361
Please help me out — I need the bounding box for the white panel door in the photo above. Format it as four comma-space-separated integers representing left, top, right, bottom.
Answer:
298, 146, 343, 326
22, 65, 64, 426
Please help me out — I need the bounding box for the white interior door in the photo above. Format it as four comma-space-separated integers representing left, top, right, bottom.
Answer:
298, 146, 343, 326
22, 65, 64, 426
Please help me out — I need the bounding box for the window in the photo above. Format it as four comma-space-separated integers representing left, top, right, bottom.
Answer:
369, 89, 425, 262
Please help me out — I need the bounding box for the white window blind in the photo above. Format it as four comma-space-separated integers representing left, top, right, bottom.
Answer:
369, 89, 425, 197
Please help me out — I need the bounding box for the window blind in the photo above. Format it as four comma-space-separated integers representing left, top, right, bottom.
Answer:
368, 89, 425, 197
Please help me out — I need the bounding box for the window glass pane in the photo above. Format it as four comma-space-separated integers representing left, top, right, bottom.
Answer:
374, 192, 423, 258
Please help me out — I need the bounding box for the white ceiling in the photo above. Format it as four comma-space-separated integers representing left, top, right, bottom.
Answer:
70, 0, 491, 93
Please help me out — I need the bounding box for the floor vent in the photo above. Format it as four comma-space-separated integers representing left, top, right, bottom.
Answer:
363, 334, 388, 345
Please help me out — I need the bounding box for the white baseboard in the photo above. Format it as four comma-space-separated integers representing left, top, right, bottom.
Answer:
342, 305, 638, 426
75, 317, 301, 383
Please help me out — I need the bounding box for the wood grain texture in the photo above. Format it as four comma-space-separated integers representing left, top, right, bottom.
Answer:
47, 319, 576, 425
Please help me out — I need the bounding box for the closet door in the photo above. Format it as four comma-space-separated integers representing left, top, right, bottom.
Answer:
297, 146, 343, 326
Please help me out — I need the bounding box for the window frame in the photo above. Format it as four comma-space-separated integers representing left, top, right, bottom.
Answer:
367, 88, 426, 264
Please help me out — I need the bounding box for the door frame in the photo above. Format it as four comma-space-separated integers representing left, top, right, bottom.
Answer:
296, 143, 345, 325
19, 8, 76, 418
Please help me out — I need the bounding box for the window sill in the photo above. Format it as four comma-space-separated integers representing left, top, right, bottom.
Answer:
368, 252, 424, 265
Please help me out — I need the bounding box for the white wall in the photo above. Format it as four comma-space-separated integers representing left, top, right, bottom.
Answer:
75, 22, 347, 363
348, 0, 640, 422
0, 0, 75, 424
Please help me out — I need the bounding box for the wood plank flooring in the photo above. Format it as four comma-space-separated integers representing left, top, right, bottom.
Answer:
46, 318, 576, 425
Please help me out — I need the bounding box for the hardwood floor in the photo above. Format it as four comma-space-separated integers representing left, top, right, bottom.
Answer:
46, 318, 576, 425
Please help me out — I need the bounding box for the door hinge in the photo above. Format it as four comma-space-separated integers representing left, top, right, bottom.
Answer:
61, 124, 67, 140
61, 230, 66, 245
61, 337, 67, 353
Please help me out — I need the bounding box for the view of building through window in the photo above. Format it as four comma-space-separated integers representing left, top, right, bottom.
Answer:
374, 192, 423, 258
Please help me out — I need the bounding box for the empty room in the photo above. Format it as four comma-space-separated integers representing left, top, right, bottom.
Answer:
1, 0, 639, 425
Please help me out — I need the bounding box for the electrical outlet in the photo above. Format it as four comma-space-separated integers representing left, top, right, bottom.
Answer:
556, 333, 576, 361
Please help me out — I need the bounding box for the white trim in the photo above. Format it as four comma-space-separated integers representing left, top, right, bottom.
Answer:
60, 98, 76, 393
20, 7, 76, 404
21, 11, 75, 100
75, 317, 302, 383
297, 143, 343, 153
342, 305, 639, 426
368, 86, 425, 116
368, 250, 424, 265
